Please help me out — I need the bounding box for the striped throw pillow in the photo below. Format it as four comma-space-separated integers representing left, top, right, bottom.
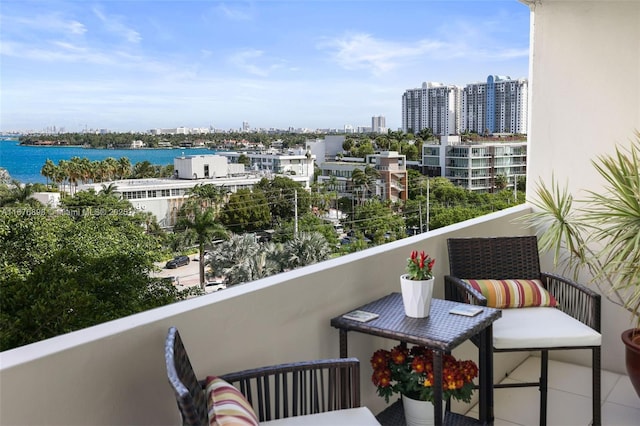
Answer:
206, 376, 259, 426
461, 279, 557, 309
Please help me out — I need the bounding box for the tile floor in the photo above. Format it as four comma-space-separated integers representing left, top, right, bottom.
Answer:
465, 357, 640, 425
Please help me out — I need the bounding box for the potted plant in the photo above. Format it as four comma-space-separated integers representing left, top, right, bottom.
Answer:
400, 250, 436, 318
524, 132, 640, 395
371, 344, 478, 426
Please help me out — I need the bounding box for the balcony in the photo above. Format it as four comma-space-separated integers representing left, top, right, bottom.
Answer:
2, 0, 639, 424
1, 206, 638, 425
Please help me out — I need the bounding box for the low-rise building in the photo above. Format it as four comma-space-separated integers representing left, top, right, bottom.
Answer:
78, 153, 314, 228
422, 135, 527, 192
317, 151, 407, 202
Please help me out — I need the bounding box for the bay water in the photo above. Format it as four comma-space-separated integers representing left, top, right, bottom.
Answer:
0, 140, 213, 184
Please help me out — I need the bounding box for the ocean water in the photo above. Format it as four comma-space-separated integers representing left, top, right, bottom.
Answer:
0, 141, 213, 183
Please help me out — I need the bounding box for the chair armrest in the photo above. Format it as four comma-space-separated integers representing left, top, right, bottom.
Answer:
202, 358, 361, 422
444, 275, 488, 306
541, 272, 601, 332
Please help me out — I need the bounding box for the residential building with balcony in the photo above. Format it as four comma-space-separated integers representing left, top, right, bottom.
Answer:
422, 135, 527, 192
372, 115, 387, 134
462, 75, 528, 135
1, 1, 639, 425
402, 82, 461, 136
217, 150, 315, 187
317, 151, 408, 202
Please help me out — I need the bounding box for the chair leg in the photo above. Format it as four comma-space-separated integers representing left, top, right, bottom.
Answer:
540, 350, 548, 426
593, 347, 601, 426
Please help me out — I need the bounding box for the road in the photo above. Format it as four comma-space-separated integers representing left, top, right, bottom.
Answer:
153, 256, 202, 288
153, 255, 226, 294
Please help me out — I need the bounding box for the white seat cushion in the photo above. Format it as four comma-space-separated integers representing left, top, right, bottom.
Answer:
493, 307, 601, 349
260, 407, 380, 425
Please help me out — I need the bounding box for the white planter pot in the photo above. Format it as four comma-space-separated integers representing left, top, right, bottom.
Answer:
400, 274, 435, 318
401, 394, 444, 426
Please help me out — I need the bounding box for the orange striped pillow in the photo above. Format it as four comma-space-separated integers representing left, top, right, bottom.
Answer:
461, 279, 557, 309
206, 376, 259, 426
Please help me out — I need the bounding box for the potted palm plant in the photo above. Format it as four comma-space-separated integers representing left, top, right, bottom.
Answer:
524, 131, 640, 395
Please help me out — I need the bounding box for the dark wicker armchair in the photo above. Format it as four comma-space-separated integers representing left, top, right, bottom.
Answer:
165, 327, 364, 426
445, 236, 602, 426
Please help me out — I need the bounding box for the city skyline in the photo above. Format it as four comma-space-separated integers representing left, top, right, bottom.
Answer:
0, 1, 530, 133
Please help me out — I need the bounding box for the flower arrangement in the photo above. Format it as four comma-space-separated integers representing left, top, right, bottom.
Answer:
405, 250, 435, 280
371, 345, 478, 404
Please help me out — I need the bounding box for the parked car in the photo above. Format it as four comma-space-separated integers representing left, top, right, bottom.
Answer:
165, 255, 190, 269
205, 280, 226, 292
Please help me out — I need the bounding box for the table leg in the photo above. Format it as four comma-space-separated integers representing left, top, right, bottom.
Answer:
478, 325, 494, 425
339, 329, 348, 358
434, 351, 443, 426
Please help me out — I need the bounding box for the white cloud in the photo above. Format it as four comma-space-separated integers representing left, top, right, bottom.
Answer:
92, 7, 141, 44
228, 49, 287, 77
318, 33, 448, 75
216, 3, 254, 21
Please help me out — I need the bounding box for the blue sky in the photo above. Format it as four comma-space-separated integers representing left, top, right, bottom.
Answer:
0, 1, 530, 133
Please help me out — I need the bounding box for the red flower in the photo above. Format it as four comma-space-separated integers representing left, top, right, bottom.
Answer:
370, 344, 478, 404
405, 250, 435, 280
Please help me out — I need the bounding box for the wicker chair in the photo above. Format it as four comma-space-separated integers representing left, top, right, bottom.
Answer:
444, 236, 601, 426
165, 327, 368, 426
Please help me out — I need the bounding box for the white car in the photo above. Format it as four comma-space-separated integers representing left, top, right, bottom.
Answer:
204, 280, 226, 292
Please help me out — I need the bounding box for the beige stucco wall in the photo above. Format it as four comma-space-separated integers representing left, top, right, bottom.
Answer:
524, 0, 640, 372
0, 207, 531, 426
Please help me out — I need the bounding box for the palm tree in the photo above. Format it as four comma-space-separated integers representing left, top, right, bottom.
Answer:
282, 232, 331, 270
351, 165, 380, 205
176, 205, 228, 289
56, 159, 70, 194
1, 180, 39, 207
117, 157, 132, 179
41, 159, 56, 189
100, 183, 119, 196
209, 234, 261, 286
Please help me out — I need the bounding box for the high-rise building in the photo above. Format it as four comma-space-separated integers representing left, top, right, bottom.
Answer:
242, 121, 250, 132
403, 76, 528, 137
401, 82, 461, 136
462, 76, 528, 134
371, 116, 386, 134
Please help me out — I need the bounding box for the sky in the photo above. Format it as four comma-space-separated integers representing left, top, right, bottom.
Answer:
0, 0, 531, 133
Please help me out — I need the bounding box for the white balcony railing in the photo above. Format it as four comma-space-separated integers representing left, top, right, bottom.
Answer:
0, 205, 549, 425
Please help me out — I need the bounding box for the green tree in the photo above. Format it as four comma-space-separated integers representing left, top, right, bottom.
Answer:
238, 154, 250, 168
255, 177, 310, 224
282, 232, 331, 270
494, 174, 508, 190
0, 211, 177, 350
175, 205, 228, 289
220, 189, 271, 233
353, 199, 405, 244
41, 159, 56, 188
208, 234, 262, 286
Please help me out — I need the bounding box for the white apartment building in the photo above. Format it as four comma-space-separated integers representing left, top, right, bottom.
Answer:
77, 153, 314, 228
305, 135, 346, 164
174, 154, 244, 179
462, 75, 528, 134
217, 150, 315, 188
422, 135, 527, 192
317, 151, 407, 202
401, 82, 461, 136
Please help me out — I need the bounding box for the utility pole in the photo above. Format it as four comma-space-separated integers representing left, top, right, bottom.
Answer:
426, 177, 430, 232
418, 183, 423, 232
294, 189, 298, 238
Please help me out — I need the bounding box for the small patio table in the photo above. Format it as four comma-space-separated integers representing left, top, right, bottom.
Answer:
330, 293, 501, 426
